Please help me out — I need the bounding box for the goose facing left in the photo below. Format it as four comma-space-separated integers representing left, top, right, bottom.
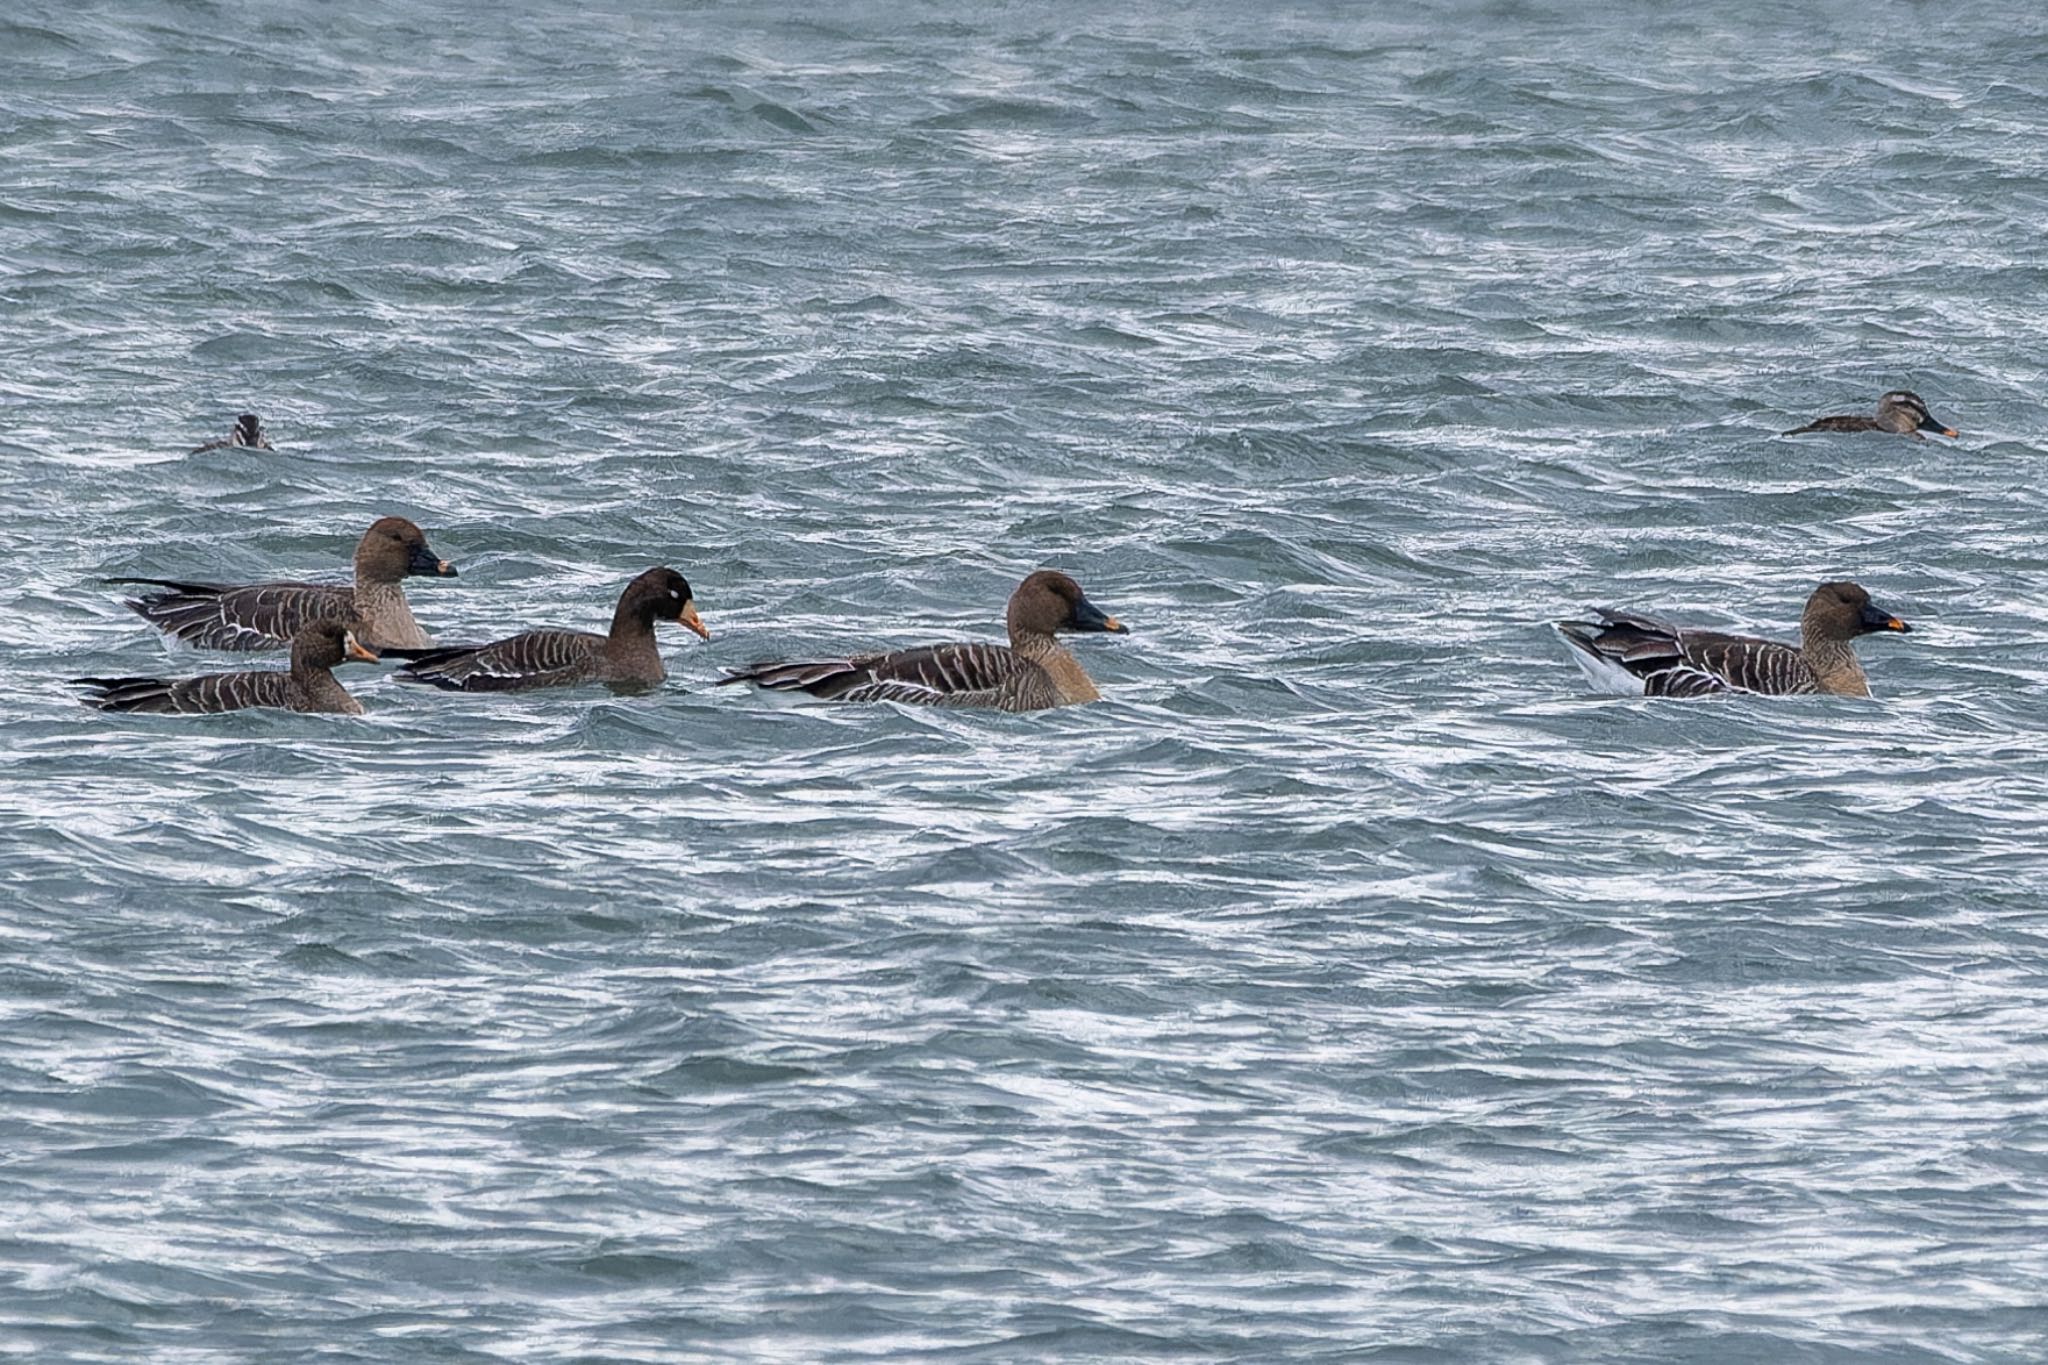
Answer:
112, 516, 458, 651
1556, 581, 1912, 698
74, 619, 380, 715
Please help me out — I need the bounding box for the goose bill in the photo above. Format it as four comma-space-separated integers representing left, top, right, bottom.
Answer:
1860, 604, 1911, 634
408, 543, 459, 577
1073, 596, 1129, 634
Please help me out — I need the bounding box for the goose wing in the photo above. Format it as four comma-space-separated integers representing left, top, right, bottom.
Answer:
1558, 612, 1815, 697
112, 578, 351, 651
721, 642, 1037, 708
1783, 415, 1878, 435
74, 670, 294, 714
1661, 631, 1817, 696
393, 630, 604, 692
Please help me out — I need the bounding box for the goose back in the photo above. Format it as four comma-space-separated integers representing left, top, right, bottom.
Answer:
1558, 611, 1820, 697
114, 578, 354, 651
395, 629, 611, 692
728, 641, 1062, 711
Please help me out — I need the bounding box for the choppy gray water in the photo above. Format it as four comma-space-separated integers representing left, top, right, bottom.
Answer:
5, 0, 2048, 1359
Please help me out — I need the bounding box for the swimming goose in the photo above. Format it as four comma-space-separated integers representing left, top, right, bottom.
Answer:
1783, 391, 1957, 439
191, 413, 274, 452
1557, 581, 1912, 698
112, 516, 458, 651
391, 567, 707, 692
719, 570, 1129, 711
74, 619, 379, 715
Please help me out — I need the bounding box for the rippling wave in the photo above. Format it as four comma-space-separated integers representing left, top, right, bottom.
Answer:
4, 0, 2047, 1358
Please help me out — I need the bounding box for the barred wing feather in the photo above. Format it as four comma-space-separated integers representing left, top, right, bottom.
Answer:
395, 630, 603, 692
1559, 611, 1818, 698
723, 642, 1041, 709
114, 578, 350, 651
1665, 633, 1818, 696
76, 670, 294, 714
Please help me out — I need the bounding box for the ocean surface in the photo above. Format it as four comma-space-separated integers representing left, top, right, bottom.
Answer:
4, 0, 2047, 1359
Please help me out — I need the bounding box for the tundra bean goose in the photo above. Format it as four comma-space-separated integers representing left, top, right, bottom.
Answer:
720, 570, 1129, 712
1556, 581, 1912, 698
113, 515, 458, 651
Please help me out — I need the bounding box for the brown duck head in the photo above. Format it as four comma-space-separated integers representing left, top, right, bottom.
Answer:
290, 618, 381, 672
355, 516, 458, 584
1801, 581, 1912, 644
1005, 570, 1129, 644
1876, 391, 1957, 438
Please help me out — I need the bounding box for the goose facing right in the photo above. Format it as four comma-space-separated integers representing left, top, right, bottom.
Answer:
112, 515, 458, 652
719, 570, 1129, 712
1783, 391, 1957, 439
1557, 581, 1912, 698
74, 619, 379, 715
391, 567, 707, 692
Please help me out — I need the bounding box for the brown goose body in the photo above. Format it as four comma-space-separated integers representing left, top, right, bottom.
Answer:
1557, 581, 1912, 698
394, 567, 707, 693
113, 516, 457, 651
74, 620, 379, 715
1784, 390, 1957, 439
720, 570, 1129, 712
191, 412, 274, 453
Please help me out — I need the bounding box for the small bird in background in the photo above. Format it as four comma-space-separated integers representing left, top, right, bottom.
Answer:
191, 412, 275, 452
1783, 391, 1957, 440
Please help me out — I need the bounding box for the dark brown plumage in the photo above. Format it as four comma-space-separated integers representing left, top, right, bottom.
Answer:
74, 619, 380, 715
190, 413, 274, 453
1557, 581, 1913, 698
112, 516, 458, 651
392, 567, 707, 692
719, 570, 1130, 712
1783, 391, 1957, 439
